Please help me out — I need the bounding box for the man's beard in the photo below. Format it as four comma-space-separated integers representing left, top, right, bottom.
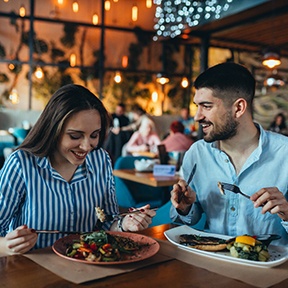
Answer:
201, 112, 239, 143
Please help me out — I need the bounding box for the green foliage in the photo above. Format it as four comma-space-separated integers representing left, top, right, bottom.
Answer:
22, 32, 49, 54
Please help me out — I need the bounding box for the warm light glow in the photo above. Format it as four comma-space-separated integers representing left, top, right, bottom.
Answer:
132, 5, 138, 21
114, 71, 122, 83
262, 59, 281, 69
34, 67, 44, 79
70, 53, 76, 67
262, 51, 281, 69
156, 74, 169, 85
122, 56, 128, 68
72, 1, 79, 13
8, 63, 15, 70
57, 0, 64, 5
105, 0, 111, 11
113, 0, 119, 2
19, 5, 26, 17
92, 13, 99, 25
4, 0, 9, 3
152, 91, 158, 102
181, 77, 189, 88
9, 88, 19, 104
146, 0, 152, 8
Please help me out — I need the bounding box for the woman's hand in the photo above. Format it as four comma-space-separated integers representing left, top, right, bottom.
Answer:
170, 179, 196, 214
251, 187, 288, 221
121, 205, 156, 232
1, 225, 38, 255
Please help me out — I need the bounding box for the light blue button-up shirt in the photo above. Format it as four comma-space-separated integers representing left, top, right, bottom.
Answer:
170, 124, 288, 246
0, 148, 119, 249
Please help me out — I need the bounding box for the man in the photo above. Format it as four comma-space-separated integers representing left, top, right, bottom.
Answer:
104, 103, 131, 164
170, 62, 288, 245
178, 107, 195, 136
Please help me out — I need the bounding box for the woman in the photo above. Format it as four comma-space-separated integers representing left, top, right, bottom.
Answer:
0, 84, 155, 255
124, 117, 161, 155
269, 112, 287, 135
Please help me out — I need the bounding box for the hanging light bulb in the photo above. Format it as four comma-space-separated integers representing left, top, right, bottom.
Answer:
122, 55, 128, 68
262, 48, 281, 69
146, 0, 152, 8
19, 4, 26, 17
70, 53, 76, 67
181, 77, 189, 88
4, 0, 9, 3
114, 71, 122, 83
72, 1, 79, 13
113, 0, 119, 2
57, 0, 64, 5
105, 1, 111, 11
152, 91, 158, 102
34, 67, 44, 79
92, 13, 99, 25
132, 5, 138, 22
156, 73, 169, 85
9, 88, 19, 104
264, 70, 285, 88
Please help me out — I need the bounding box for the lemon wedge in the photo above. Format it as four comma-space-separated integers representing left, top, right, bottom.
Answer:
235, 235, 256, 246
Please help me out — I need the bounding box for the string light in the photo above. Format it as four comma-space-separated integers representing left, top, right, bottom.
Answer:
146, 0, 152, 9
70, 53, 76, 67
9, 88, 19, 104
57, 0, 64, 5
114, 71, 122, 83
72, 1, 79, 13
181, 77, 189, 88
153, 0, 233, 40
122, 56, 128, 68
132, 5, 138, 22
152, 91, 158, 102
105, 0, 111, 11
92, 13, 99, 25
19, 4, 26, 17
34, 67, 44, 79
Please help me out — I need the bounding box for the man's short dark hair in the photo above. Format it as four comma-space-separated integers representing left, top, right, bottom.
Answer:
194, 62, 255, 113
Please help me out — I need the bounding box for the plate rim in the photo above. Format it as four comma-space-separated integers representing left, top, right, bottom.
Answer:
52, 231, 160, 265
164, 225, 288, 268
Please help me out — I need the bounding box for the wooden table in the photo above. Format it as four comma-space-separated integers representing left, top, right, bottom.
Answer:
1, 224, 287, 288
113, 169, 180, 187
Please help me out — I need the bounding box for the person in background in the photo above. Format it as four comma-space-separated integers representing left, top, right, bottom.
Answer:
161, 121, 194, 152
0, 84, 156, 255
170, 62, 288, 246
104, 102, 132, 165
112, 104, 155, 135
179, 107, 195, 136
124, 117, 161, 156
269, 112, 287, 135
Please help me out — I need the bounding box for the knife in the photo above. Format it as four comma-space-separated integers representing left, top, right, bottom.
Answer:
35, 230, 89, 234
178, 163, 197, 202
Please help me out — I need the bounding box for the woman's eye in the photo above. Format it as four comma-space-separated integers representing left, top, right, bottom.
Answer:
91, 131, 100, 139
69, 134, 81, 140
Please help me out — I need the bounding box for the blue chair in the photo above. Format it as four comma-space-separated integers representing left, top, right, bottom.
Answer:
8, 127, 30, 145
150, 200, 207, 230
114, 156, 170, 209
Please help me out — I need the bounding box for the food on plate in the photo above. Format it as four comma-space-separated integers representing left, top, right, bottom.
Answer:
179, 234, 234, 251
217, 181, 225, 195
65, 230, 144, 262
95, 207, 106, 222
227, 235, 270, 262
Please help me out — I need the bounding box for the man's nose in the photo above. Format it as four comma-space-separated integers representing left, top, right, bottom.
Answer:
194, 107, 203, 122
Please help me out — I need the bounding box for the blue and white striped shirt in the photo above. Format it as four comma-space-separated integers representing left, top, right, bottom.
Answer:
0, 148, 119, 249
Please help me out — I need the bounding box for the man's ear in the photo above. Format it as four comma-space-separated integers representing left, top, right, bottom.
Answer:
233, 98, 247, 118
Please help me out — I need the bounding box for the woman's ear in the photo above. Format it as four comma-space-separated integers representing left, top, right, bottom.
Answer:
233, 98, 247, 118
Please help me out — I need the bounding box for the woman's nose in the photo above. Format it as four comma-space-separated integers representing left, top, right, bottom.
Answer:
79, 138, 93, 150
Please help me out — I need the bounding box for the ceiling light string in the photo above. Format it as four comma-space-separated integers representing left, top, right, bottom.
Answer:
153, 0, 233, 41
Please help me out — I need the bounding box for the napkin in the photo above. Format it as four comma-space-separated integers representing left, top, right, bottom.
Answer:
24, 245, 172, 284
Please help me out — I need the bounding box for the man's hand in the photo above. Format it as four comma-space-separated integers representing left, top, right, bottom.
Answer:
251, 187, 288, 221
170, 179, 196, 215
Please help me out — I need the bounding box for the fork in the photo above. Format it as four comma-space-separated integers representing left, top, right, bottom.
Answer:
218, 182, 285, 216
218, 182, 250, 199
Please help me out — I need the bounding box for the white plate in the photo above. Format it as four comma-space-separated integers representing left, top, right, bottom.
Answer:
164, 225, 288, 268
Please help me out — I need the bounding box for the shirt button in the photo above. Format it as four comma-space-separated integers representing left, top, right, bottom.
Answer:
225, 159, 229, 163
231, 207, 236, 211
